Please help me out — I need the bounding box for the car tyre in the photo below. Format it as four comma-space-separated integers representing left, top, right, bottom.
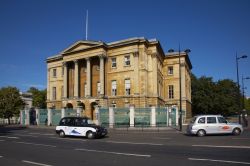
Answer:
59, 130, 65, 138
232, 128, 241, 136
197, 129, 206, 137
87, 131, 95, 139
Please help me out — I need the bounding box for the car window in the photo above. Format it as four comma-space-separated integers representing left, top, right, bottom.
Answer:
207, 117, 217, 124
218, 117, 227, 123
59, 118, 74, 126
198, 117, 205, 124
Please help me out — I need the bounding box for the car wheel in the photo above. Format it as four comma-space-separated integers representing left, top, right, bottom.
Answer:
59, 130, 65, 138
232, 128, 241, 136
87, 131, 95, 139
197, 129, 206, 137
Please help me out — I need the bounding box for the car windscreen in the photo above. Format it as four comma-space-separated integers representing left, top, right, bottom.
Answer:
190, 117, 197, 124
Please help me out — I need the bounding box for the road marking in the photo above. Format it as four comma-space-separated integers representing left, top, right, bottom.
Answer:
188, 158, 250, 165
105, 140, 163, 146
75, 148, 151, 158
14, 141, 56, 148
14, 134, 38, 138
0, 136, 19, 139
0, 139, 5, 142
192, 145, 250, 149
153, 137, 171, 140
0, 155, 3, 158
22, 160, 53, 166
48, 137, 87, 141
28, 133, 55, 136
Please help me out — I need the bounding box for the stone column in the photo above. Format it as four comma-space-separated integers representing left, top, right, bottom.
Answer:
94, 106, 100, 125
47, 69, 50, 100
129, 106, 135, 127
109, 107, 114, 128
86, 58, 91, 97
99, 55, 105, 97
151, 106, 156, 127
25, 108, 30, 125
152, 53, 158, 96
133, 51, 139, 95
63, 62, 68, 98
74, 60, 79, 98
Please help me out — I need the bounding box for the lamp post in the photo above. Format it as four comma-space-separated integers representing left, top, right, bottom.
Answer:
236, 53, 247, 124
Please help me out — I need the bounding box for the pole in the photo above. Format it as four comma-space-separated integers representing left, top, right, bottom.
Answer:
236, 53, 241, 124
242, 75, 245, 110
179, 44, 182, 131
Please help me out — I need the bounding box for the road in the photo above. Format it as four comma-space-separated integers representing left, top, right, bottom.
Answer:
0, 126, 250, 166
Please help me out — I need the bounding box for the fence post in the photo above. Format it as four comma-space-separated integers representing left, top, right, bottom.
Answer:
175, 106, 179, 126
48, 108, 52, 126
61, 107, 65, 118
25, 108, 30, 125
109, 107, 114, 128
77, 106, 82, 117
151, 106, 156, 127
130, 106, 135, 127
35, 108, 40, 125
94, 106, 100, 125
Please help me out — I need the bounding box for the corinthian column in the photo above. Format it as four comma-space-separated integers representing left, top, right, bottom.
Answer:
86, 58, 91, 97
133, 51, 139, 95
74, 60, 79, 98
63, 62, 68, 98
99, 55, 105, 97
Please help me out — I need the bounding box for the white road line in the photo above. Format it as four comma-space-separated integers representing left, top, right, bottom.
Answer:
48, 137, 87, 141
14, 141, 56, 148
28, 133, 55, 136
14, 134, 38, 138
0, 139, 5, 142
0, 155, 3, 158
22, 160, 53, 166
192, 145, 250, 149
105, 140, 163, 146
153, 137, 171, 140
188, 158, 250, 165
75, 148, 151, 158
0, 136, 19, 139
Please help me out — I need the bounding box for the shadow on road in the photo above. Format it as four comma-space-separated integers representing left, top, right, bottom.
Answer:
0, 125, 27, 135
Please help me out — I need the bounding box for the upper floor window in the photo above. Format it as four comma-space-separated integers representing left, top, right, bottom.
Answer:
168, 66, 173, 75
52, 87, 56, 100
111, 80, 117, 96
111, 58, 117, 68
125, 79, 131, 96
53, 69, 57, 78
124, 55, 130, 66
168, 85, 174, 99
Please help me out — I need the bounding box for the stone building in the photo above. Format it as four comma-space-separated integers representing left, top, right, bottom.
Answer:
46, 37, 192, 119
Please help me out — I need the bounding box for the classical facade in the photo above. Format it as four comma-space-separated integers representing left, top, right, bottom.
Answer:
46, 37, 192, 119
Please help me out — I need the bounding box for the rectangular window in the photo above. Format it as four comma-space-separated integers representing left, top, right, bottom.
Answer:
168, 85, 174, 99
168, 66, 173, 75
111, 80, 117, 96
124, 55, 130, 66
62, 67, 64, 76
207, 117, 217, 124
97, 82, 101, 96
52, 87, 56, 100
53, 69, 57, 78
125, 79, 131, 95
111, 58, 117, 68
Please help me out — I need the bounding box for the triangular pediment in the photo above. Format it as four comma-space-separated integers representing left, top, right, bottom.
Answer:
61, 40, 103, 54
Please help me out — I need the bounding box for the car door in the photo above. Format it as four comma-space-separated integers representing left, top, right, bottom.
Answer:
217, 117, 232, 134
69, 118, 84, 136
205, 117, 218, 134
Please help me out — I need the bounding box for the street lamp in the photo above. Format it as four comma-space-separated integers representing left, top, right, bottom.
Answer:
236, 53, 247, 124
169, 46, 191, 131
242, 76, 250, 110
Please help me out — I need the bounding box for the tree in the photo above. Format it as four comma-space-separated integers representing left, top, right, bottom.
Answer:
191, 75, 240, 116
27, 87, 47, 109
0, 87, 25, 124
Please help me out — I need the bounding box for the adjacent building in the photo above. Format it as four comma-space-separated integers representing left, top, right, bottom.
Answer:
46, 37, 192, 120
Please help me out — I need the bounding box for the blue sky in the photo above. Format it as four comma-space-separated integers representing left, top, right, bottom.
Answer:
0, 0, 250, 96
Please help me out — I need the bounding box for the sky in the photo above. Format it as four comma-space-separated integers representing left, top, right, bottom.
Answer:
0, 0, 250, 97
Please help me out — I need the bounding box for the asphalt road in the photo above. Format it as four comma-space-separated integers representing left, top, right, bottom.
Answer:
0, 126, 250, 166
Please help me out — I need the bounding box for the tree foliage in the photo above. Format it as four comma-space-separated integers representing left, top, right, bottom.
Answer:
27, 87, 47, 109
0, 87, 25, 123
191, 74, 240, 116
